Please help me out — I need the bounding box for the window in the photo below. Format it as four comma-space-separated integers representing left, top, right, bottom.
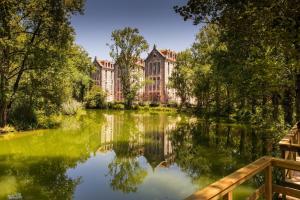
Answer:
157, 77, 160, 90
157, 62, 160, 74
150, 63, 152, 75
153, 63, 156, 75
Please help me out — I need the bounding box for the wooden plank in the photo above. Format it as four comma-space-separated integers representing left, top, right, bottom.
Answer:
265, 166, 272, 200
279, 144, 300, 152
246, 184, 265, 200
272, 158, 300, 171
223, 191, 232, 200
185, 157, 272, 200
273, 184, 300, 199
282, 181, 300, 191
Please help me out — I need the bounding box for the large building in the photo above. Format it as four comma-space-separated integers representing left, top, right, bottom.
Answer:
144, 45, 179, 103
92, 58, 115, 102
91, 45, 180, 104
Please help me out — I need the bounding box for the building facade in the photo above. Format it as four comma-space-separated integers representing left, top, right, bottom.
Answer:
144, 45, 179, 103
92, 58, 115, 102
91, 45, 180, 104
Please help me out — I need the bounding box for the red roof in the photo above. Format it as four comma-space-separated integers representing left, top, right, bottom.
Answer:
159, 49, 177, 62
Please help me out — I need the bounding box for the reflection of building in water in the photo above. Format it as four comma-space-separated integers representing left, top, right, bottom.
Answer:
98, 114, 114, 152
97, 114, 180, 169
143, 115, 177, 169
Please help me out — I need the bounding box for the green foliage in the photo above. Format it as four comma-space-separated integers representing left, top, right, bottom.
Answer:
169, 49, 194, 107
61, 99, 82, 115
112, 103, 125, 110
0, 0, 91, 129
8, 103, 37, 130
109, 27, 149, 109
173, 1, 300, 126
85, 86, 107, 109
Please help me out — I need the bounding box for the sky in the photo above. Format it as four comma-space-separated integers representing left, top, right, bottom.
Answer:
71, 0, 200, 60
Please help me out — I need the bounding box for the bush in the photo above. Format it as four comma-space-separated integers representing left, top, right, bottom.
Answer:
167, 100, 179, 108
132, 104, 140, 110
112, 103, 125, 110
36, 114, 61, 129
149, 102, 160, 107
0, 125, 16, 134
85, 85, 107, 109
8, 103, 38, 130
138, 101, 146, 107
61, 99, 82, 115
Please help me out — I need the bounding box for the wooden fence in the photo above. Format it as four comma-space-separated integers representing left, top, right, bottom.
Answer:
186, 122, 300, 200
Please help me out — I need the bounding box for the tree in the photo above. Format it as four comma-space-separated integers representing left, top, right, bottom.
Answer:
67, 45, 93, 102
169, 49, 194, 107
109, 27, 149, 109
175, 0, 300, 125
0, 0, 85, 127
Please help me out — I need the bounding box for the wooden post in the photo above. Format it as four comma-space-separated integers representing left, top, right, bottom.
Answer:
223, 191, 233, 200
265, 166, 272, 200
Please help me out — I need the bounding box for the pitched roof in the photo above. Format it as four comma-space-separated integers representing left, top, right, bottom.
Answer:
159, 49, 177, 62
94, 58, 114, 70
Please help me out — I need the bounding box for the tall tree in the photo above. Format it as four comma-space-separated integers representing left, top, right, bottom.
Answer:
175, 0, 300, 125
169, 49, 194, 108
109, 27, 149, 109
0, 0, 85, 127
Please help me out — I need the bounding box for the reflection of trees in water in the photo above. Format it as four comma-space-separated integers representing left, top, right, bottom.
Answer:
0, 156, 81, 200
0, 111, 106, 199
170, 120, 275, 183
103, 112, 179, 193
107, 157, 147, 193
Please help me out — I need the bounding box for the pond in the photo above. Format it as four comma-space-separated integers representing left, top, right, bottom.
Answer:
0, 110, 275, 200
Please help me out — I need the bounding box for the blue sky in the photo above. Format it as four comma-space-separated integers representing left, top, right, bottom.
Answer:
71, 0, 200, 60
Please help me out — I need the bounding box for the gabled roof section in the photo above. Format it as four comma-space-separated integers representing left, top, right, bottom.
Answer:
145, 45, 166, 62
145, 45, 177, 62
93, 57, 114, 70
159, 49, 177, 62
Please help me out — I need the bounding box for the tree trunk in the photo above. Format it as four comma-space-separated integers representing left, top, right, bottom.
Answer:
226, 86, 231, 119
262, 95, 267, 118
283, 87, 293, 125
295, 73, 300, 121
0, 74, 8, 127
271, 92, 280, 121
215, 81, 220, 117
125, 98, 133, 109
0, 102, 8, 128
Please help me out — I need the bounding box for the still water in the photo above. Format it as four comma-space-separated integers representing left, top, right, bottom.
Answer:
0, 110, 275, 200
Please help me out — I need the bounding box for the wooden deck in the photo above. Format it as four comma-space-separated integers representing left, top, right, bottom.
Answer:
279, 123, 300, 200
185, 122, 300, 200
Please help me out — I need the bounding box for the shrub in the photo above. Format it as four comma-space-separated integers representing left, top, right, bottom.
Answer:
132, 104, 140, 110
167, 100, 179, 108
8, 103, 38, 130
0, 125, 16, 134
37, 114, 61, 129
85, 85, 107, 109
61, 99, 82, 115
112, 103, 125, 110
138, 101, 146, 107
149, 102, 160, 107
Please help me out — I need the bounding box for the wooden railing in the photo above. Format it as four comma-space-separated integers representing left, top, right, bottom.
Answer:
186, 122, 300, 200
185, 157, 300, 200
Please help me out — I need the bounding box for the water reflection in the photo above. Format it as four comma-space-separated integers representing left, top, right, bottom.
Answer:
0, 111, 276, 200
97, 112, 179, 194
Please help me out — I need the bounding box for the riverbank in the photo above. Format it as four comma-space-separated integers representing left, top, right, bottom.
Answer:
0, 107, 181, 134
